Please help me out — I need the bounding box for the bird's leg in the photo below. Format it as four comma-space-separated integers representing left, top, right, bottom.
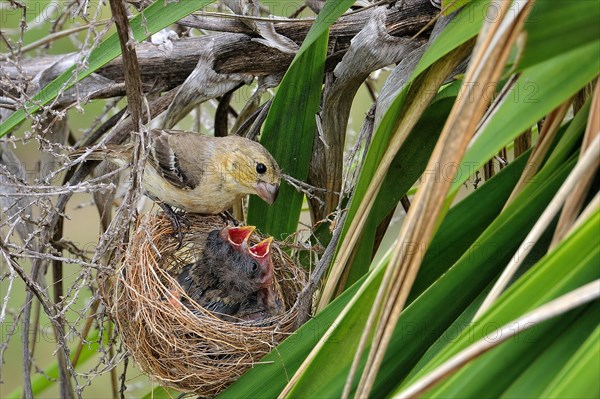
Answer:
158, 202, 187, 247
219, 210, 239, 226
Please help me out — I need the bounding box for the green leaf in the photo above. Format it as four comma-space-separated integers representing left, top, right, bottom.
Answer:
413, 209, 600, 397
429, 306, 589, 398
284, 254, 387, 398
246, 33, 328, 238
451, 39, 599, 194
408, 148, 531, 301
367, 156, 578, 397
0, 0, 215, 138
247, 0, 356, 238
414, 1, 487, 77
539, 325, 600, 399
441, 0, 472, 16
404, 283, 493, 382
344, 97, 455, 286
519, 1, 600, 70
502, 305, 599, 398
332, 1, 485, 289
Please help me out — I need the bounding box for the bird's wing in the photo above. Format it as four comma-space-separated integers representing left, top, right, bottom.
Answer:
148, 130, 200, 190
200, 289, 242, 316
177, 264, 195, 292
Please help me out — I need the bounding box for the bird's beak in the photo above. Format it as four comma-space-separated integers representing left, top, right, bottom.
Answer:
227, 225, 256, 246
250, 237, 275, 286
255, 182, 279, 204
249, 236, 274, 258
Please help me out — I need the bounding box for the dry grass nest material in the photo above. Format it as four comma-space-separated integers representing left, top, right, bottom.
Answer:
99, 213, 308, 396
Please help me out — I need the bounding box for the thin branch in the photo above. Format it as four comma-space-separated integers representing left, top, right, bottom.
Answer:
295, 210, 347, 328
119, 355, 129, 399
108, 0, 146, 131
282, 174, 332, 207
9, 20, 111, 54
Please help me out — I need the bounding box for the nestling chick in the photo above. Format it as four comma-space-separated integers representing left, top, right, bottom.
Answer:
70, 129, 281, 214
177, 226, 272, 320
237, 237, 285, 321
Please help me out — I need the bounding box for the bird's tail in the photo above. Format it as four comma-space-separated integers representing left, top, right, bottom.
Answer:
68, 145, 131, 166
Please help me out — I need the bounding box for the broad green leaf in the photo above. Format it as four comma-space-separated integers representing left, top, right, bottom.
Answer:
519, 1, 600, 70
450, 39, 599, 194
443, 1, 599, 72
414, 1, 487, 77
414, 209, 600, 397
539, 325, 600, 399
404, 283, 493, 382
502, 305, 599, 398
0, 0, 215, 137
332, 0, 485, 289
344, 97, 455, 286
334, 0, 597, 284
442, 0, 472, 16
247, 0, 357, 238
284, 253, 387, 398
366, 154, 578, 398
428, 306, 591, 398
298, 1, 355, 55
410, 98, 586, 300
247, 35, 328, 238
408, 148, 531, 301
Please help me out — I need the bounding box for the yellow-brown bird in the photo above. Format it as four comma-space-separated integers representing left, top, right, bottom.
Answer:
71, 128, 281, 215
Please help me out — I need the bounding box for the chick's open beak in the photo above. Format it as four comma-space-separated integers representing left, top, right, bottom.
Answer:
255, 182, 279, 204
227, 225, 256, 246
249, 237, 274, 258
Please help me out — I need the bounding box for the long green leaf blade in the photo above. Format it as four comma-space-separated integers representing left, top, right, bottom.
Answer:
402, 210, 600, 396
539, 325, 600, 399
450, 39, 599, 194
247, 0, 356, 238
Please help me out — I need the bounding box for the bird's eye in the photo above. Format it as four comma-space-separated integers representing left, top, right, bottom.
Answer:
252, 262, 259, 272
256, 163, 267, 174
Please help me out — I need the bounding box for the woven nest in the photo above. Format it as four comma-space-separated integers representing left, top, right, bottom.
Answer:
99, 213, 308, 396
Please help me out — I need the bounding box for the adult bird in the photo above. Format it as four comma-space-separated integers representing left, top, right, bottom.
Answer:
70, 129, 280, 235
